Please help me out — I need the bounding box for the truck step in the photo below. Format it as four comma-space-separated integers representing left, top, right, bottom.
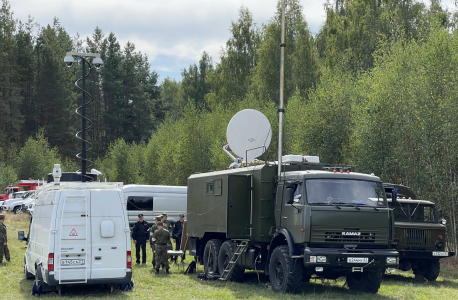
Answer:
219, 240, 249, 281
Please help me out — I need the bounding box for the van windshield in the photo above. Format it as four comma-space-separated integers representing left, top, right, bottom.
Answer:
306, 179, 386, 207
388, 202, 437, 223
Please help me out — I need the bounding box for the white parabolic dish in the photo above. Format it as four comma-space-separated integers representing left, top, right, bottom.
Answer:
226, 109, 272, 163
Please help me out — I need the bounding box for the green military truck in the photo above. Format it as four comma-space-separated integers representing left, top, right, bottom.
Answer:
186, 159, 399, 294
384, 184, 455, 280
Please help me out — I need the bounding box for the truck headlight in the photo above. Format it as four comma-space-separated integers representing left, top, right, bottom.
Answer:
386, 257, 397, 264
317, 256, 327, 263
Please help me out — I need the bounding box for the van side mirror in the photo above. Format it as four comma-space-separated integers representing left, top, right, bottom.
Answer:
18, 231, 26, 242
391, 190, 397, 204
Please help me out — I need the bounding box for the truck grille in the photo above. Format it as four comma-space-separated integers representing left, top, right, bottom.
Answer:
312, 227, 389, 244
405, 229, 430, 246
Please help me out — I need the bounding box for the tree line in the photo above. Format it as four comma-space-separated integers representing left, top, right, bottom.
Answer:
2, 0, 458, 248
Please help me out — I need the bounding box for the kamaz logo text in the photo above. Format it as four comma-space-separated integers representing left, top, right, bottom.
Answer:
342, 232, 361, 236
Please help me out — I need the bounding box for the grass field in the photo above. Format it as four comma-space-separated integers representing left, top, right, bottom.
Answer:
1, 212, 458, 300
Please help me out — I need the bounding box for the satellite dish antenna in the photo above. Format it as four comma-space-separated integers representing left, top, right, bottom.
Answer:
226, 109, 272, 163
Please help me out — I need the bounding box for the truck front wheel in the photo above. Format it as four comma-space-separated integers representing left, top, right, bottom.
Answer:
414, 259, 440, 281
218, 241, 245, 282
269, 245, 303, 294
203, 239, 222, 276
346, 269, 383, 294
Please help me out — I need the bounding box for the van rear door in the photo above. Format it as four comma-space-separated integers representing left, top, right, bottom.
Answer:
57, 189, 92, 283
90, 189, 128, 279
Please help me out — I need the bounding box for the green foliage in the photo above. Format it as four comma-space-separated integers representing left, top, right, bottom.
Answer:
14, 130, 60, 180
0, 163, 17, 189
99, 139, 145, 184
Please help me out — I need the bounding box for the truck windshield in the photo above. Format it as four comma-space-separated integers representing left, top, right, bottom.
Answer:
306, 179, 386, 207
389, 202, 437, 223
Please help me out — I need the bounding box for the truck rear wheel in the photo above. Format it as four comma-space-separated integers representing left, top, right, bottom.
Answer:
414, 259, 440, 281
346, 269, 383, 294
203, 239, 222, 275
218, 241, 245, 282
269, 245, 303, 294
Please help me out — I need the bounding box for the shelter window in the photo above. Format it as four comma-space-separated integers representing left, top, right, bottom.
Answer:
127, 196, 153, 211
206, 181, 214, 195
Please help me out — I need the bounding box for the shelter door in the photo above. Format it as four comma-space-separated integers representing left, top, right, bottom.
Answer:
227, 175, 251, 239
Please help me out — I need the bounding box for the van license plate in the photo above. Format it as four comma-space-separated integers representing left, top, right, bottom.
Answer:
347, 257, 368, 263
61, 259, 85, 266
432, 251, 448, 257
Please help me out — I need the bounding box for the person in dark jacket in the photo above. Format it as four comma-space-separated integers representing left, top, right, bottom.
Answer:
131, 214, 149, 264
171, 214, 185, 262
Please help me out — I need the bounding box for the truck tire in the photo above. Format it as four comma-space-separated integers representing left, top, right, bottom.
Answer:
269, 245, 303, 294
413, 259, 440, 281
203, 239, 222, 275
346, 269, 383, 294
25, 265, 34, 280
218, 241, 245, 282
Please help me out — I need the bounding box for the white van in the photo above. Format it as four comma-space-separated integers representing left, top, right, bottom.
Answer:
19, 169, 133, 295
123, 185, 187, 226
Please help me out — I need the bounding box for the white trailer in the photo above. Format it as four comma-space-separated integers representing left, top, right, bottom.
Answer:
19, 168, 133, 295
123, 184, 187, 226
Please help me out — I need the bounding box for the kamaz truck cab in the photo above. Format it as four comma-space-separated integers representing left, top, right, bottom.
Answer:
187, 158, 399, 294
385, 184, 455, 281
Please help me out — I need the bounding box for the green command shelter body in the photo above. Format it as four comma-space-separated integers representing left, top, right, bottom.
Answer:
187, 162, 399, 293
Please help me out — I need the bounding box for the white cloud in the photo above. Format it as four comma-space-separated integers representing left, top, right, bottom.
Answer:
10, 0, 456, 81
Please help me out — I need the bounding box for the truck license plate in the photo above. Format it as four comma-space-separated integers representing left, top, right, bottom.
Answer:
61, 259, 85, 266
432, 251, 448, 257
347, 257, 368, 263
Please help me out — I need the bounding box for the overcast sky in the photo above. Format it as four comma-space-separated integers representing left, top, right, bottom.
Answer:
9, 0, 456, 82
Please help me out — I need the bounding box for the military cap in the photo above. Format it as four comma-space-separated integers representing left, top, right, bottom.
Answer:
162, 213, 167, 217
155, 216, 162, 221
179, 214, 185, 218
157, 221, 163, 226
138, 214, 144, 218
0, 214, 4, 220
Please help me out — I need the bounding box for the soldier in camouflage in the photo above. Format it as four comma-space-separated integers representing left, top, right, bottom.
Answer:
152, 222, 170, 274
149, 215, 162, 266
161, 213, 172, 231
0, 214, 10, 263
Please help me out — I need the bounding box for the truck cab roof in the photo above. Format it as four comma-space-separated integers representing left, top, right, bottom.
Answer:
283, 170, 382, 182
387, 198, 435, 205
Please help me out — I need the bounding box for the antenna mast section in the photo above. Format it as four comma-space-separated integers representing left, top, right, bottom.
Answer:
278, 0, 286, 178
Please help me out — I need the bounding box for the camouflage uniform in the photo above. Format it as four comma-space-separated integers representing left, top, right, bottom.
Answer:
153, 225, 170, 273
149, 216, 162, 266
0, 215, 10, 263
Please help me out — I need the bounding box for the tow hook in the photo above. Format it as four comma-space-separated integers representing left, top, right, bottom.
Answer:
352, 267, 364, 272
351, 259, 375, 273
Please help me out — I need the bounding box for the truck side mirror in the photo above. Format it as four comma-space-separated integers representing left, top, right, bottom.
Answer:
286, 187, 294, 205
391, 190, 397, 204
438, 209, 443, 218
18, 231, 26, 242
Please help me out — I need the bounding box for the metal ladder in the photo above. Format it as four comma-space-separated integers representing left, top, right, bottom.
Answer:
219, 240, 249, 281
58, 186, 89, 284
